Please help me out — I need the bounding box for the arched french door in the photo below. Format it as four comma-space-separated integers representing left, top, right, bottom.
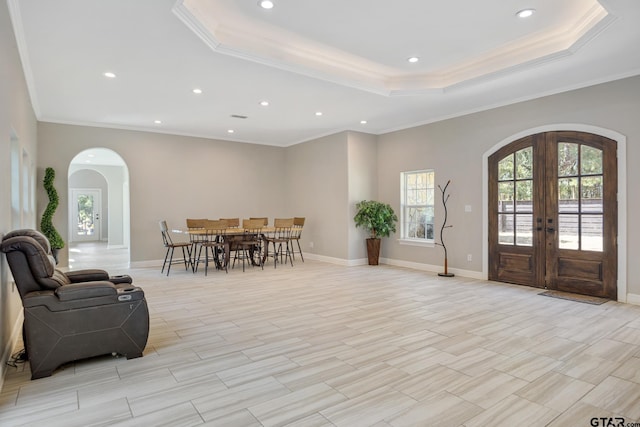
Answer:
488, 131, 617, 299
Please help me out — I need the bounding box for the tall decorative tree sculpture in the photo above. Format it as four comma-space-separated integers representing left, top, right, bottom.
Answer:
436, 180, 454, 277
41, 167, 65, 262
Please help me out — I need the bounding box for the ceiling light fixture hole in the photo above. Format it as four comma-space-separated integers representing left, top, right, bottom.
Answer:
516, 9, 535, 18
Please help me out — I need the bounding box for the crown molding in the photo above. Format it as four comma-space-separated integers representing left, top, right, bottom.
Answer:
173, 0, 612, 96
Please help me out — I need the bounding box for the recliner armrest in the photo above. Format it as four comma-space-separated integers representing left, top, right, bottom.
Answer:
64, 269, 110, 283
109, 274, 133, 284
55, 281, 117, 301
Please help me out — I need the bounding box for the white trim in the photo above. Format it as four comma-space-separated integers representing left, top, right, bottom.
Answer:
304, 253, 484, 278
0, 310, 25, 390
625, 293, 640, 306
304, 253, 367, 266
106, 244, 127, 249
381, 258, 484, 280
7, 0, 41, 117
398, 239, 436, 248
482, 124, 627, 302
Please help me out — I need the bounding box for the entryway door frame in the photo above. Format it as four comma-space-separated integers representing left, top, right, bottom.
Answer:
70, 188, 103, 242
482, 124, 628, 302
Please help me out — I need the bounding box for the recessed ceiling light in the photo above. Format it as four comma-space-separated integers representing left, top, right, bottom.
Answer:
516, 9, 535, 18
227, 129, 235, 133
192, 88, 202, 94
103, 72, 116, 78
315, 111, 323, 116
407, 57, 419, 63
360, 120, 368, 125
154, 120, 162, 124
259, 1, 274, 9
260, 100, 270, 107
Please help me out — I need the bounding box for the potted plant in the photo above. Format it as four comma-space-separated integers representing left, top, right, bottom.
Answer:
41, 167, 65, 262
354, 200, 398, 265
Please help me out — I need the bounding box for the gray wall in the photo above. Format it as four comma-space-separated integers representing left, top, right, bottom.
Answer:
285, 132, 349, 261
37, 123, 287, 266
347, 131, 378, 260
377, 75, 640, 294
0, 0, 38, 385
35, 75, 640, 298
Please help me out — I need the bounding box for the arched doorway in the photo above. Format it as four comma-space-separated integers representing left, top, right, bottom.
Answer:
68, 148, 130, 270
488, 131, 618, 299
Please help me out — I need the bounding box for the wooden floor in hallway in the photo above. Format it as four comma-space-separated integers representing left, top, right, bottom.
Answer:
2, 260, 640, 426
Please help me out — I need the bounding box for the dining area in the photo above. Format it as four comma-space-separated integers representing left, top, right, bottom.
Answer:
159, 217, 305, 276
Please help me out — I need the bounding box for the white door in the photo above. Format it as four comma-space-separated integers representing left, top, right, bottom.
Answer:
71, 189, 102, 242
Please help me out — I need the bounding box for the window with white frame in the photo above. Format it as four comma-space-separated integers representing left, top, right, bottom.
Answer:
401, 170, 435, 242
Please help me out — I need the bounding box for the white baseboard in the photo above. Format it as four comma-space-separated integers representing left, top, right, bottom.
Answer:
303, 253, 484, 279
303, 253, 368, 266
0, 310, 24, 391
625, 293, 640, 306
107, 244, 127, 249
380, 258, 484, 280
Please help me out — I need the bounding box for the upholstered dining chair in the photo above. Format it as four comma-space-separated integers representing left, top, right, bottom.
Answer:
159, 220, 191, 275
264, 218, 294, 268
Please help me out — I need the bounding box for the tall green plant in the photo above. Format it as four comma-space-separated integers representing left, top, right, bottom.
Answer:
354, 200, 398, 239
40, 167, 65, 249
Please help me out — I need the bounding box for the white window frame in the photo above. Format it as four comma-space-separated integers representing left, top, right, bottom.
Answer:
399, 169, 435, 247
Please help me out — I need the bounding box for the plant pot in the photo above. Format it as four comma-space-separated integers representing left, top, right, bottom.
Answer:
366, 238, 381, 265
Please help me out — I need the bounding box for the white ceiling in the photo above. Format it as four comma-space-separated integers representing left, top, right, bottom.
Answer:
9, 0, 640, 147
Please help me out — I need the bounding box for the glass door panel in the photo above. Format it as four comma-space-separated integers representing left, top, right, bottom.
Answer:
71, 189, 101, 242
556, 141, 604, 252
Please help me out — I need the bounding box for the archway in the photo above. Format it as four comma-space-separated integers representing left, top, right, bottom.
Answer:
68, 148, 130, 269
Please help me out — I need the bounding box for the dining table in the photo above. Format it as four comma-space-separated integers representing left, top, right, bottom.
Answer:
174, 227, 278, 270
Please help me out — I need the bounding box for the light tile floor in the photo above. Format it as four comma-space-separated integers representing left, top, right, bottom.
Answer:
2, 259, 640, 426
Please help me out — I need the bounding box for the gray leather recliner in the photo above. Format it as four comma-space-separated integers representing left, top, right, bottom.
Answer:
0, 229, 149, 379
